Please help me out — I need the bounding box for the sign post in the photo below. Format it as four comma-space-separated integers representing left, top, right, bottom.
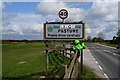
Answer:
81, 49, 83, 74
45, 41, 49, 76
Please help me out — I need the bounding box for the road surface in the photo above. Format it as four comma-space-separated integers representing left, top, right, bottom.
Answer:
86, 43, 119, 79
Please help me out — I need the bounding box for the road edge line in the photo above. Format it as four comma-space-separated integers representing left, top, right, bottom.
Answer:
104, 73, 109, 78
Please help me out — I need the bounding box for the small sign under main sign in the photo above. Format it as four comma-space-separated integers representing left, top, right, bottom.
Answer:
43, 22, 85, 40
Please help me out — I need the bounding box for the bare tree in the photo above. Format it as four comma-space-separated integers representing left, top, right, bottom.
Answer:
87, 35, 92, 42
97, 32, 105, 40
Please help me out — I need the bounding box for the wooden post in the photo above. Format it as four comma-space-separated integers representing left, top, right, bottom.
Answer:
81, 49, 83, 74
45, 41, 49, 76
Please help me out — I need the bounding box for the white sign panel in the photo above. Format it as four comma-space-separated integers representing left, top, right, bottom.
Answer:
44, 22, 85, 40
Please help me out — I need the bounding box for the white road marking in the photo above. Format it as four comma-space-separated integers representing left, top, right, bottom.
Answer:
93, 58, 95, 60
104, 73, 109, 78
103, 50, 117, 56
97, 50, 100, 51
91, 55, 93, 58
104, 50, 112, 53
113, 53, 116, 55
95, 61, 98, 64
99, 66, 103, 70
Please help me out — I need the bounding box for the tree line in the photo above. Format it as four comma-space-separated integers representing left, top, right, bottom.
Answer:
86, 30, 120, 45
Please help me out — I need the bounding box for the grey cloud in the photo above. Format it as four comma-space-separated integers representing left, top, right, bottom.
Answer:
2, 13, 17, 22
84, 2, 118, 23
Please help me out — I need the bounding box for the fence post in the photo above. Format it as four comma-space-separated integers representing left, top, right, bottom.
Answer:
45, 40, 49, 76
81, 49, 83, 74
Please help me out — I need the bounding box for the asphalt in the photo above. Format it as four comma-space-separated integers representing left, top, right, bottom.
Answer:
86, 43, 120, 79
83, 47, 107, 78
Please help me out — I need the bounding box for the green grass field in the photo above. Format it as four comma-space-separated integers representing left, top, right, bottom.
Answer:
2, 42, 71, 79
2, 43, 46, 78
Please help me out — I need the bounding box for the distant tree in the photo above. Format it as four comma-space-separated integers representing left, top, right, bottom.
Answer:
113, 36, 116, 40
92, 37, 97, 42
110, 36, 117, 44
21, 39, 28, 43
97, 32, 105, 40
87, 35, 92, 42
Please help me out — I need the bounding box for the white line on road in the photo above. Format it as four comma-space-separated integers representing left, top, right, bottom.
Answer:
104, 50, 113, 53
99, 66, 103, 70
97, 50, 100, 51
95, 61, 98, 64
93, 58, 95, 60
103, 50, 117, 56
104, 73, 109, 78
113, 53, 116, 55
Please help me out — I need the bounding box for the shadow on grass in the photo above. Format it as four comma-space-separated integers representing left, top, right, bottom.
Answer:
48, 51, 62, 73
2, 72, 45, 79
48, 50, 70, 78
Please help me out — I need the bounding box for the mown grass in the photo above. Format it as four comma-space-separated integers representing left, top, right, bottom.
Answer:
2, 42, 70, 79
98, 42, 117, 48
78, 65, 99, 79
2, 43, 46, 78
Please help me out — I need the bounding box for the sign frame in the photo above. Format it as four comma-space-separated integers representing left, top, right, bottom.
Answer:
43, 22, 86, 40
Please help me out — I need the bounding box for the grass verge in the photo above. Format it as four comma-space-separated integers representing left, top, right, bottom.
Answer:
2, 43, 46, 79
78, 64, 99, 79
98, 42, 117, 48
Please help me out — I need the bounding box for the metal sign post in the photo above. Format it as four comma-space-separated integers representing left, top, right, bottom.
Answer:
81, 49, 83, 74
45, 40, 49, 76
62, 19, 64, 23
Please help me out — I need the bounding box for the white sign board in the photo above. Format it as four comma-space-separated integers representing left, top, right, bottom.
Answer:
44, 22, 85, 40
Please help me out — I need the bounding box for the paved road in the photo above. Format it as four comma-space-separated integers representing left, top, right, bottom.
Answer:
86, 43, 119, 79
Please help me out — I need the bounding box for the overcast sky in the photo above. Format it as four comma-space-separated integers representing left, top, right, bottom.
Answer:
1, 0, 119, 40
